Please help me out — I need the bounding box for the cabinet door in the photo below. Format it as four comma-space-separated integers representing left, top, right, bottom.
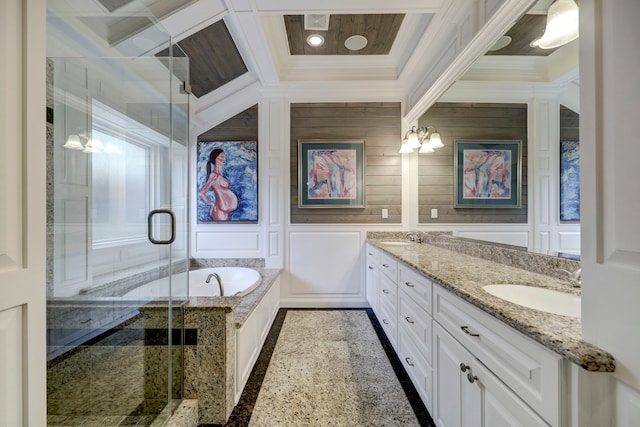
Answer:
433, 323, 480, 427
473, 360, 548, 427
434, 322, 548, 427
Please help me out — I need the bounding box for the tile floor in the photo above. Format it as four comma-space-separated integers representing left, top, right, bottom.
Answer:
215, 309, 435, 427
47, 309, 435, 427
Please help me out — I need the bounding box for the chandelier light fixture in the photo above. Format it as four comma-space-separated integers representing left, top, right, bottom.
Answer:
530, 0, 579, 49
399, 126, 444, 154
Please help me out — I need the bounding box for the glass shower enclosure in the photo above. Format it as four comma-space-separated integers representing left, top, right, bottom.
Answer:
46, 2, 189, 425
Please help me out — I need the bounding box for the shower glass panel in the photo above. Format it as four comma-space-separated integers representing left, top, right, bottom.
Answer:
46, 2, 189, 425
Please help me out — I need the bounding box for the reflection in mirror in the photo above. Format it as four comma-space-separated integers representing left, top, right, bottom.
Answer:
415, 3, 580, 257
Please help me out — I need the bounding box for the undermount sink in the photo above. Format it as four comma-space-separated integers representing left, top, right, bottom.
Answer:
482, 284, 581, 318
379, 241, 412, 246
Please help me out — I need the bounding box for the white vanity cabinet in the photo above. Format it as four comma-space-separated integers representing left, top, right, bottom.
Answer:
433, 322, 548, 427
432, 286, 560, 427
365, 242, 567, 427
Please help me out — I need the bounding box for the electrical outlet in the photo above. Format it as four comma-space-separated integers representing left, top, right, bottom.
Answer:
431, 208, 438, 219
381, 208, 389, 219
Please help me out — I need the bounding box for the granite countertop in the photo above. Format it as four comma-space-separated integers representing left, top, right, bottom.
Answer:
368, 239, 615, 372
186, 268, 282, 329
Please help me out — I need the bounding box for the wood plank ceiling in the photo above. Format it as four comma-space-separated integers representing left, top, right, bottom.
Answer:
156, 12, 561, 100
284, 14, 405, 55
174, 20, 248, 98
486, 14, 560, 56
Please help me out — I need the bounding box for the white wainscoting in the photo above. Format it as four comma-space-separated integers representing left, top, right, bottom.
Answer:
285, 231, 366, 307
558, 231, 580, 254
194, 230, 262, 258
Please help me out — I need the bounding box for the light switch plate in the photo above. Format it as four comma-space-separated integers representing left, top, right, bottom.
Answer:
382, 208, 389, 219
431, 208, 438, 219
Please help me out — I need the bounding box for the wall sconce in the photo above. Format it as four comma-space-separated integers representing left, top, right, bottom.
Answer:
399, 126, 444, 154
530, 0, 579, 49
63, 134, 84, 150
63, 133, 120, 154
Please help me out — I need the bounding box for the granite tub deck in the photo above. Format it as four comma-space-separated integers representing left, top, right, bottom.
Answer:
367, 238, 615, 372
182, 268, 281, 425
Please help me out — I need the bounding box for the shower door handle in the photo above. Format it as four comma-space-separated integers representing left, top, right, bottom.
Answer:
147, 209, 176, 244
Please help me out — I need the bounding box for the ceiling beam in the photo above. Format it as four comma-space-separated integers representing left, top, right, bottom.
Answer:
226, 0, 445, 14
159, 0, 227, 42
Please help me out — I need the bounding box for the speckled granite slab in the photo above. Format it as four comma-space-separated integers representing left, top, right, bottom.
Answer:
367, 239, 615, 372
163, 400, 197, 427
249, 311, 421, 426
185, 268, 281, 329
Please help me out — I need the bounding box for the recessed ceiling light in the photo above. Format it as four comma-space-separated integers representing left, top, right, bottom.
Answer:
345, 35, 368, 51
488, 35, 512, 51
306, 34, 325, 47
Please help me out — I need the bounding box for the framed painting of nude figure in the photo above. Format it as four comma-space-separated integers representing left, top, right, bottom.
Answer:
298, 139, 365, 208
197, 141, 258, 223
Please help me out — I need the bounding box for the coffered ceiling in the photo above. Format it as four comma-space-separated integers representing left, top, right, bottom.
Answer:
47, 0, 577, 128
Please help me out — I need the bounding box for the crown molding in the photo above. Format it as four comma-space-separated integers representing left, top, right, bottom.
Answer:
259, 80, 404, 103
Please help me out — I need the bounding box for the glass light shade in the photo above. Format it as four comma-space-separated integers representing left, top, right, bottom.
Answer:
418, 142, 435, 154
83, 137, 104, 153
428, 132, 444, 149
398, 142, 414, 154
406, 131, 422, 149
63, 134, 84, 150
531, 0, 579, 49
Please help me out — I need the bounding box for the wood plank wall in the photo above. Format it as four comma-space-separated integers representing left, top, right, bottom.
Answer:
560, 105, 579, 141
290, 102, 402, 224
198, 104, 258, 141
417, 102, 528, 224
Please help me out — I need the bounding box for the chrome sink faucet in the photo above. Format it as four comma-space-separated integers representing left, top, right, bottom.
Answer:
406, 231, 428, 244
206, 272, 224, 296
559, 268, 581, 288
406, 232, 422, 243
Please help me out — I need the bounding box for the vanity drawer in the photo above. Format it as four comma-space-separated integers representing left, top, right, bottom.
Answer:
398, 264, 432, 314
433, 284, 561, 425
378, 272, 397, 309
379, 252, 398, 282
366, 244, 381, 266
378, 297, 397, 346
397, 326, 432, 412
398, 288, 432, 360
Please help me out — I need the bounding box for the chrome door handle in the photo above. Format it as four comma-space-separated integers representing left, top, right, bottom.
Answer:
405, 316, 415, 324
404, 282, 415, 288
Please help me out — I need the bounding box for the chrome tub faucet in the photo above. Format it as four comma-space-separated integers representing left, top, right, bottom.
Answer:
206, 272, 224, 296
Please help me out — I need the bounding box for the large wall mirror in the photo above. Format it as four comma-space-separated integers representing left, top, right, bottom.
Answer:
414, 1, 580, 254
